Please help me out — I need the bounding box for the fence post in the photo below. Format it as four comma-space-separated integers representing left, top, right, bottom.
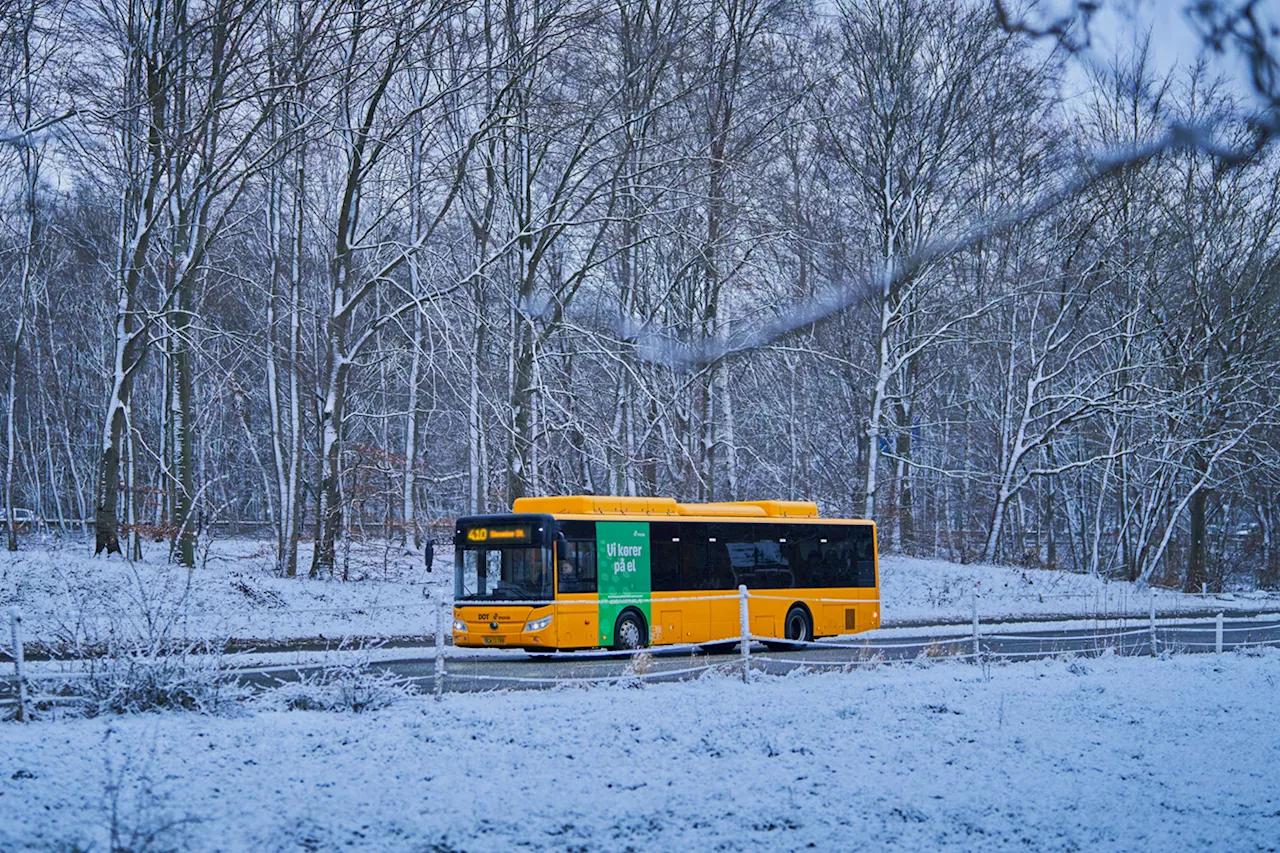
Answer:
435, 596, 448, 701
739, 585, 751, 683
1215, 612, 1224, 654
1149, 589, 1157, 656
971, 590, 980, 658
9, 607, 26, 722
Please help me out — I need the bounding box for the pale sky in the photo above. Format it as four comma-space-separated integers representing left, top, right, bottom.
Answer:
1058, 0, 1278, 109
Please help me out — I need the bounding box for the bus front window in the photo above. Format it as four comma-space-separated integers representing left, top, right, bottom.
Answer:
456, 546, 552, 602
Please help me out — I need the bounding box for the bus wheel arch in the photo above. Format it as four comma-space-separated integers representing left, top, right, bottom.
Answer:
765, 603, 813, 651
612, 608, 649, 651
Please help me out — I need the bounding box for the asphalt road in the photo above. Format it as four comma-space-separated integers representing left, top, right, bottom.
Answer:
5, 617, 1276, 704
239, 616, 1280, 693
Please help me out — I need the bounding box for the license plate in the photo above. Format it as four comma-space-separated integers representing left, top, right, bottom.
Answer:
483, 636, 506, 645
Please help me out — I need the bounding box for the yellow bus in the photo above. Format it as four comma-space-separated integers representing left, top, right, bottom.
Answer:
452, 496, 879, 652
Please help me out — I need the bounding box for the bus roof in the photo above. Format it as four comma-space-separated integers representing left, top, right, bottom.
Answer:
511, 495, 823, 519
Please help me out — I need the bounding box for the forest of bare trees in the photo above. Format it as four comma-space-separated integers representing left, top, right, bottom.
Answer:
1, 0, 1278, 591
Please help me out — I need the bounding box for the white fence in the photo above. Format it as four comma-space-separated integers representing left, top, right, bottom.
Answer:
416, 587, 1280, 697
6, 587, 1280, 717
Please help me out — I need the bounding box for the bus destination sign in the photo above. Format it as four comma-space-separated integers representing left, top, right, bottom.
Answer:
464, 525, 531, 544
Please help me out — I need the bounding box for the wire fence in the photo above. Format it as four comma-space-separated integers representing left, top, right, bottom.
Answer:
5, 586, 1280, 716
5, 575, 1270, 655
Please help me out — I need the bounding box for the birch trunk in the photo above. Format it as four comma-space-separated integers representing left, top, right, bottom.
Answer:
283, 134, 306, 577
5, 156, 34, 552
402, 306, 423, 549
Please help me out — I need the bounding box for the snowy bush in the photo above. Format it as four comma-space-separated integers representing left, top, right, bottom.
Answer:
33, 645, 247, 717
614, 650, 656, 687
262, 660, 418, 713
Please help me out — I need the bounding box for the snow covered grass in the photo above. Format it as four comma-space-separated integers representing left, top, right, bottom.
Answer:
879, 553, 1278, 624
259, 654, 421, 714
1, 649, 1277, 852
28, 645, 249, 718
1, 539, 1274, 654
0, 537, 448, 651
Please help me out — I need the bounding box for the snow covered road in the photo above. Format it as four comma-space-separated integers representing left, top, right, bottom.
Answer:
2, 649, 1278, 852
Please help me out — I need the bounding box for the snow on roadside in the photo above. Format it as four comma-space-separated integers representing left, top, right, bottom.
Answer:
879, 554, 1277, 624
1, 650, 1277, 852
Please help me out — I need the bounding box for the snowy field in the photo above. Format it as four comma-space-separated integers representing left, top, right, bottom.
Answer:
1, 650, 1278, 852
0, 538, 448, 651
0, 538, 1275, 651
879, 554, 1279, 624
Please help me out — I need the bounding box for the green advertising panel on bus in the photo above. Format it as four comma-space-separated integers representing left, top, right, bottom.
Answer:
596, 521, 652, 646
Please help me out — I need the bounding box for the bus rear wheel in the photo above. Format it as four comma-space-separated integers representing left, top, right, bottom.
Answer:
612, 610, 648, 651
765, 606, 812, 651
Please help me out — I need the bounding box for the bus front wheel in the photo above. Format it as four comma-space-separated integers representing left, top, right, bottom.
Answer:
765, 605, 812, 651
612, 610, 648, 651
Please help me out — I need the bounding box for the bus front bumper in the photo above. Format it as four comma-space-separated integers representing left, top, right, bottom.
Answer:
452, 607, 555, 650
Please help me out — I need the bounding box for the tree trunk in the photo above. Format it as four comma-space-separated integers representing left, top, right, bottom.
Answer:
310, 307, 349, 578
283, 135, 306, 577
468, 304, 484, 514
171, 270, 196, 566
1184, 455, 1209, 593
5, 176, 33, 552
863, 319, 891, 520
402, 307, 423, 550
895, 408, 913, 552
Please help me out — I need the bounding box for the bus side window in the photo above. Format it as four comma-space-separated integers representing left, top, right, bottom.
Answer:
790, 534, 823, 587
782, 536, 810, 587
574, 541, 598, 592
706, 524, 737, 590
651, 522, 681, 591
679, 528, 710, 589
820, 526, 853, 587
751, 524, 793, 589
854, 526, 876, 587
559, 540, 597, 593
556, 522, 597, 594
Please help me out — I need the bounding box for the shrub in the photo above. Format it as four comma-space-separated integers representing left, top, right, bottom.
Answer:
263, 659, 418, 713
34, 644, 247, 717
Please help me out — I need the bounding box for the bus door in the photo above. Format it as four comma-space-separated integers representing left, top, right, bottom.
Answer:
554, 531, 598, 648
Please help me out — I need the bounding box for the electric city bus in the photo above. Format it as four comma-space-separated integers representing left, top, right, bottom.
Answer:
452, 496, 879, 651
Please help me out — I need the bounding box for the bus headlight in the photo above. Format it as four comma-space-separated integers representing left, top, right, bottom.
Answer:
524, 615, 552, 633
452, 619, 468, 632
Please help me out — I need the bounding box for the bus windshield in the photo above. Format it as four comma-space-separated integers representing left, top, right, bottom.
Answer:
456, 546, 552, 602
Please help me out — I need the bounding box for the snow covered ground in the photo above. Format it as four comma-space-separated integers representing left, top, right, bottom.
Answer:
879, 554, 1279, 624
2, 649, 1277, 852
0, 538, 1275, 652
0, 538, 449, 651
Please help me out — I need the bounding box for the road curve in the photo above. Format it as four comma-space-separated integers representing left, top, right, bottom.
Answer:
236, 616, 1280, 693
4, 617, 1276, 705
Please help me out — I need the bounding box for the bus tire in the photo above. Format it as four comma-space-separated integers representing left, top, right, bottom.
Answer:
765, 605, 812, 651
612, 610, 648, 651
